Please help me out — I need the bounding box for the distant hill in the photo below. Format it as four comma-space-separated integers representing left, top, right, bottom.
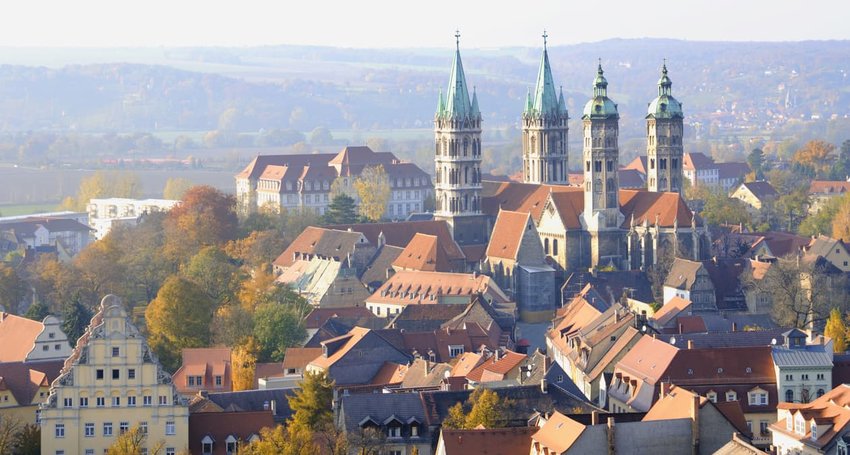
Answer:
0, 39, 847, 141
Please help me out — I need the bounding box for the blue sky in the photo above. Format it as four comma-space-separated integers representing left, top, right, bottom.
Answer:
3, 0, 847, 47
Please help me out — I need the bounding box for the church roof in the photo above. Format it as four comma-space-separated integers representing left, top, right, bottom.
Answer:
487, 210, 532, 261
437, 35, 477, 120
647, 63, 684, 119
582, 63, 619, 119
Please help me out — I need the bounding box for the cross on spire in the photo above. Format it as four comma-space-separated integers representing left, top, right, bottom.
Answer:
543, 30, 548, 50
455, 30, 460, 50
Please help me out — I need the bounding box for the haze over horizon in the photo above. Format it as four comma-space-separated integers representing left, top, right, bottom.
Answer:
3, 0, 848, 49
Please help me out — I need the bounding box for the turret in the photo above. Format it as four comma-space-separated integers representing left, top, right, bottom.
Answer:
646, 61, 684, 194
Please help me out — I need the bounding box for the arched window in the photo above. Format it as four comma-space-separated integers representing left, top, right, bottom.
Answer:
818, 389, 825, 398
544, 238, 550, 254
553, 239, 559, 256
785, 389, 794, 403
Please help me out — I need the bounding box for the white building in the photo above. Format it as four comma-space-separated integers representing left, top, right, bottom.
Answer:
87, 198, 179, 240
773, 329, 833, 405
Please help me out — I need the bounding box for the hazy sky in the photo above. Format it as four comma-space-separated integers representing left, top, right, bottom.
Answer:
3, 0, 848, 48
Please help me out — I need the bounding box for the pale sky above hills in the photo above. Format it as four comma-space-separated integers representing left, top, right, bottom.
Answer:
3, 0, 848, 48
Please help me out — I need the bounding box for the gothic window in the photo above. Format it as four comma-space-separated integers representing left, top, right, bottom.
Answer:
606, 160, 614, 172
672, 158, 679, 169
553, 239, 559, 256
435, 141, 440, 156
464, 167, 469, 184
660, 178, 667, 189
586, 161, 591, 172
594, 161, 602, 172
594, 180, 602, 193
463, 194, 469, 211
544, 238, 550, 254
650, 159, 655, 170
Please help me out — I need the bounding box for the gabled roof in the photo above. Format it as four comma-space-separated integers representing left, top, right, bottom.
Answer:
718, 162, 751, 181
360, 245, 404, 288
281, 347, 323, 371
272, 226, 366, 268
392, 233, 452, 272
188, 411, 274, 455
338, 392, 429, 437
466, 350, 526, 383
623, 156, 648, 174
683, 152, 716, 171
809, 180, 850, 195
736, 181, 778, 200
0, 360, 63, 406
486, 210, 532, 260
367, 271, 511, 307
440, 427, 538, 455
664, 258, 704, 289
615, 336, 679, 386
651, 296, 692, 327
0, 313, 45, 362
303, 306, 376, 330
805, 235, 847, 258
771, 384, 850, 449
531, 411, 586, 453
205, 388, 296, 423
309, 327, 372, 370
326, 220, 464, 262
386, 304, 468, 332
666, 346, 776, 385
619, 190, 696, 228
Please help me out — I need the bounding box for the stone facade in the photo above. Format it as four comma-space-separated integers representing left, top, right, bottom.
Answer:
645, 64, 685, 195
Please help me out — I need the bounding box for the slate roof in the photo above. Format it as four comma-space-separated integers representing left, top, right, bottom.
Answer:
205, 388, 296, 424
656, 328, 788, 349
737, 181, 779, 200
303, 307, 376, 330
386, 304, 468, 332
337, 392, 429, 436
360, 245, 404, 289
771, 345, 833, 368
272, 226, 366, 268
683, 152, 716, 171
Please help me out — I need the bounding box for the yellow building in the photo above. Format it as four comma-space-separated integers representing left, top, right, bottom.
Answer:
40, 295, 188, 455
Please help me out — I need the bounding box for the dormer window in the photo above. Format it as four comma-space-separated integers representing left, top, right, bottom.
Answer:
794, 414, 805, 435
388, 426, 401, 438
725, 391, 737, 402
706, 392, 717, 403
201, 435, 214, 454
811, 422, 818, 441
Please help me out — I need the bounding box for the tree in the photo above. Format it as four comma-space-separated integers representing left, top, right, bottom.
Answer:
0, 263, 26, 314
0, 415, 20, 454
699, 190, 750, 229
145, 276, 216, 372
253, 303, 306, 362
74, 233, 129, 300
61, 296, 93, 347
184, 246, 243, 305
440, 388, 511, 429
225, 230, 286, 271
288, 371, 334, 432
163, 178, 194, 200
353, 165, 390, 222
61, 171, 143, 211
793, 140, 836, 178
747, 148, 766, 179
824, 308, 848, 353
23, 301, 49, 321
232, 337, 259, 392
163, 186, 238, 262
240, 424, 317, 455
13, 423, 40, 455
833, 195, 850, 243
26, 254, 83, 312
323, 194, 358, 225
799, 193, 845, 237
442, 402, 467, 430
107, 426, 164, 455
210, 304, 255, 347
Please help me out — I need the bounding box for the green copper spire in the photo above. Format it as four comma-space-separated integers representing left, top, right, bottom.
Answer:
647, 60, 683, 119
440, 30, 475, 119
525, 88, 533, 113
531, 30, 559, 116
436, 89, 445, 115
558, 86, 567, 114
471, 86, 480, 117
583, 60, 619, 119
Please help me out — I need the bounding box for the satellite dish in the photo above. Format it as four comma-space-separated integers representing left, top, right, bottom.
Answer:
670, 337, 677, 345
443, 370, 450, 379
641, 325, 647, 332
771, 338, 777, 345
526, 370, 532, 378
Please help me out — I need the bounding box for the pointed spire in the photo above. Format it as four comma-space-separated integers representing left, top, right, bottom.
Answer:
558, 86, 567, 114
442, 30, 474, 119
436, 89, 445, 116
531, 31, 559, 116
658, 59, 672, 97
525, 88, 533, 113
471, 86, 480, 117
593, 59, 608, 98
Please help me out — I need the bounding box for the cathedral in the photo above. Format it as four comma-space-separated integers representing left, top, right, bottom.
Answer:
434, 33, 710, 272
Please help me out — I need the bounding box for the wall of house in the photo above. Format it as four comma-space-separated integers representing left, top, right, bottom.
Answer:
563, 419, 694, 455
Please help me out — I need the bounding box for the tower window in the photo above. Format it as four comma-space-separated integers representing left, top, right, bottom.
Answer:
672, 158, 678, 169
594, 161, 602, 172
660, 158, 667, 169
586, 161, 590, 172
606, 161, 613, 172
650, 159, 655, 170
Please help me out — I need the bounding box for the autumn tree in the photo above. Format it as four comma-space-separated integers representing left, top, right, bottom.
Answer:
0, 263, 26, 314
231, 337, 259, 392
442, 402, 467, 430
799, 193, 845, 237
163, 178, 195, 200
111, 214, 174, 304
347, 427, 386, 455
240, 424, 317, 455
833, 195, 850, 243
145, 276, 216, 371
225, 230, 286, 271
73, 233, 129, 300
824, 308, 848, 353
163, 186, 238, 262
106, 426, 164, 455
793, 140, 836, 178
26, 254, 83, 312
353, 165, 390, 221
440, 388, 512, 429
288, 371, 334, 431
323, 194, 358, 225
210, 304, 254, 347
61, 170, 143, 211
253, 303, 306, 362
61, 296, 93, 347
0, 415, 20, 454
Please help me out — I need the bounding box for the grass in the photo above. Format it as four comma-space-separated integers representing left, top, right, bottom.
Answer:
0, 203, 60, 217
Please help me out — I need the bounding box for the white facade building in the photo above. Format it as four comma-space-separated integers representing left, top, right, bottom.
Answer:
87, 198, 179, 240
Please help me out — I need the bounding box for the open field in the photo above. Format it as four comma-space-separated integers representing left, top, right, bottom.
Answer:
0, 203, 59, 217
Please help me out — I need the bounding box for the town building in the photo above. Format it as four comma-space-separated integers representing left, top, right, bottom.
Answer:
306, 327, 412, 386
436, 426, 537, 455
663, 258, 717, 310
808, 180, 850, 214
0, 360, 63, 425
0, 313, 72, 363
770, 384, 850, 454
40, 295, 189, 455
730, 181, 779, 210
87, 198, 179, 240
772, 329, 833, 405
0, 216, 92, 257
171, 348, 232, 397
236, 146, 432, 219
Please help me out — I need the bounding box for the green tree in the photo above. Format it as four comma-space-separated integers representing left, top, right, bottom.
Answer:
23, 301, 49, 321
353, 165, 390, 222
825, 308, 848, 353
0, 263, 26, 314
162, 178, 194, 200
323, 194, 358, 225
184, 246, 243, 305
253, 303, 306, 362
210, 304, 254, 347
747, 148, 766, 179
699, 191, 750, 228
145, 276, 216, 371
309, 127, 334, 145
288, 371, 335, 431
61, 296, 92, 347
13, 423, 40, 455
799, 193, 845, 237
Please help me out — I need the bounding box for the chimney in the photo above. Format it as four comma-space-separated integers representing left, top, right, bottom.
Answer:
687, 340, 694, 350
271, 399, 277, 416
591, 410, 600, 425
424, 357, 430, 376
691, 395, 700, 455
607, 417, 615, 455
540, 378, 548, 394
732, 322, 737, 332
660, 382, 668, 399
678, 323, 683, 334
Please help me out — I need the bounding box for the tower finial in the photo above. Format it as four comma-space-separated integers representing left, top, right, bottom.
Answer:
662, 58, 668, 73
543, 30, 548, 50
597, 58, 602, 71
455, 29, 461, 50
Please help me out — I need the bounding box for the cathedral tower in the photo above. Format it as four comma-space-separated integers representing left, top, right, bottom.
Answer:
434, 32, 486, 245
646, 62, 684, 194
522, 32, 569, 184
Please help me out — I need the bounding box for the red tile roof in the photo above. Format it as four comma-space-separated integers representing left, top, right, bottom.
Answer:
188, 411, 274, 455
440, 426, 537, 454
281, 348, 323, 371
367, 271, 510, 307
486, 210, 531, 260
0, 313, 46, 362
531, 411, 586, 453
392, 233, 453, 272
652, 296, 692, 327
810, 180, 850, 195
173, 348, 232, 394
